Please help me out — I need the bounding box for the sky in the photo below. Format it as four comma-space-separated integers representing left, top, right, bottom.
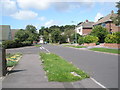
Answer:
0, 0, 119, 31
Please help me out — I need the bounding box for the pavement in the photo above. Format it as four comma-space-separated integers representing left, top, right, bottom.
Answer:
1, 45, 119, 89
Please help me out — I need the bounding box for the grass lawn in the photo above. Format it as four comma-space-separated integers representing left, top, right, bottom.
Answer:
65, 45, 87, 48
34, 44, 41, 47
40, 53, 89, 82
89, 48, 120, 54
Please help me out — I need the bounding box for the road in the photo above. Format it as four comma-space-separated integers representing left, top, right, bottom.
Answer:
5, 44, 118, 88
42, 44, 118, 88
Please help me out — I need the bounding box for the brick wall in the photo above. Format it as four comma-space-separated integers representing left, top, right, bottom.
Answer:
83, 43, 96, 46
104, 43, 120, 48
83, 28, 92, 35
105, 23, 119, 32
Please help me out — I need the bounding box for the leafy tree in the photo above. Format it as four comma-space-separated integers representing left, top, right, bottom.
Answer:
111, 1, 120, 26
25, 25, 37, 33
51, 30, 61, 43
90, 25, 109, 43
15, 29, 29, 42
39, 26, 45, 35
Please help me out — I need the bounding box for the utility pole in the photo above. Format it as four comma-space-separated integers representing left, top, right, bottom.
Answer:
71, 21, 77, 44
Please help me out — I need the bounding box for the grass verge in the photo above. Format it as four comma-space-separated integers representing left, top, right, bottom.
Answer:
65, 45, 87, 48
89, 48, 120, 54
40, 53, 89, 82
34, 44, 41, 47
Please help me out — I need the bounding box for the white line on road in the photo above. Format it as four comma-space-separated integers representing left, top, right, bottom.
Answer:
90, 77, 108, 89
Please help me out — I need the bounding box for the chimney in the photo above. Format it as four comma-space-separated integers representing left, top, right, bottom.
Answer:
111, 10, 114, 14
86, 20, 89, 22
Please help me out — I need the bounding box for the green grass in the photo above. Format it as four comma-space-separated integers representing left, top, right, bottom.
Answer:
89, 48, 120, 54
40, 53, 89, 82
65, 45, 87, 48
34, 44, 41, 47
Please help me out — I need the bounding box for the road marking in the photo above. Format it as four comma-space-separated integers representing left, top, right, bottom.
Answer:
45, 48, 50, 53
90, 77, 108, 89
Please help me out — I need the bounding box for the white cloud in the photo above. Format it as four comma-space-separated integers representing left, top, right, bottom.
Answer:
10, 10, 38, 20
17, 0, 51, 10
94, 13, 104, 22
0, 0, 17, 15
38, 16, 46, 21
44, 20, 58, 27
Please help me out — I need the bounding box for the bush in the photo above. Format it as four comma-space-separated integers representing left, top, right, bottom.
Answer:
83, 35, 99, 44
2, 40, 32, 49
105, 32, 120, 44
22, 41, 32, 46
90, 25, 109, 43
78, 37, 84, 45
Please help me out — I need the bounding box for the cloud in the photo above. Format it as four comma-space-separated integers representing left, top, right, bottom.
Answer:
10, 10, 38, 20
0, 0, 17, 15
17, 0, 51, 10
44, 20, 58, 27
94, 13, 104, 22
38, 16, 46, 21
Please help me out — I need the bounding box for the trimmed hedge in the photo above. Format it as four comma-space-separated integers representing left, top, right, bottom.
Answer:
105, 32, 120, 44
83, 35, 99, 44
2, 40, 32, 49
78, 35, 99, 44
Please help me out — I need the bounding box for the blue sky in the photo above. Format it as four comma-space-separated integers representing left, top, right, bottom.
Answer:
0, 0, 119, 30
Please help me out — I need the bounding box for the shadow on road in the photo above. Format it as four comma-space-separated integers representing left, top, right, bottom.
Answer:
8, 69, 26, 74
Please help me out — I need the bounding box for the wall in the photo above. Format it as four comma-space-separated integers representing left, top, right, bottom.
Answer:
105, 23, 119, 32
104, 43, 120, 48
82, 28, 92, 35
0, 25, 12, 41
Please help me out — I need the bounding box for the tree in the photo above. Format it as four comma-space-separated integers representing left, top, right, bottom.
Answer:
39, 26, 45, 35
111, 1, 120, 26
51, 30, 61, 43
90, 25, 109, 43
25, 25, 37, 33
15, 29, 29, 42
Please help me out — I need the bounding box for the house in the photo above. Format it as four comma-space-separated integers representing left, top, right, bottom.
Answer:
75, 20, 94, 35
93, 10, 120, 33
0, 25, 12, 42
11, 29, 19, 40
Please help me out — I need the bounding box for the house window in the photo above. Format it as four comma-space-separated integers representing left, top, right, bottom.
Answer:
101, 23, 106, 27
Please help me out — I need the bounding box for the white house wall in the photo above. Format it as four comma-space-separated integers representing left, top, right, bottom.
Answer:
75, 26, 83, 35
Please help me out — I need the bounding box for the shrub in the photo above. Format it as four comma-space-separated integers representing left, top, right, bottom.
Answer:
105, 32, 120, 44
90, 25, 109, 43
83, 35, 99, 44
78, 37, 84, 45
22, 41, 32, 46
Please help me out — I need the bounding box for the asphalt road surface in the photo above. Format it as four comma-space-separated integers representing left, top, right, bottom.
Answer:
42, 44, 118, 88
6, 45, 118, 89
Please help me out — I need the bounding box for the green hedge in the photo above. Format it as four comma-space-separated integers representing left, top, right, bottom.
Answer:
105, 32, 120, 44
2, 40, 32, 49
78, 37, 84, 45
83, 35, 99, 44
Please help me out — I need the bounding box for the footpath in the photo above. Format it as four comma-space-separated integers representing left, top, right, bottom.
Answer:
2, 54, 64, 88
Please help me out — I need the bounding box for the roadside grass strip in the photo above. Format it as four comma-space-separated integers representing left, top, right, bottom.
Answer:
65, 45, 87, 48
40, 53, 89, 82
6, 53, 22, 67
89, 48, 120, 54
34, 44, 41, 47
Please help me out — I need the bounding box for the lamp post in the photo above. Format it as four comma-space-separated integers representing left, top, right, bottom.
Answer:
71, 21, 77, 44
